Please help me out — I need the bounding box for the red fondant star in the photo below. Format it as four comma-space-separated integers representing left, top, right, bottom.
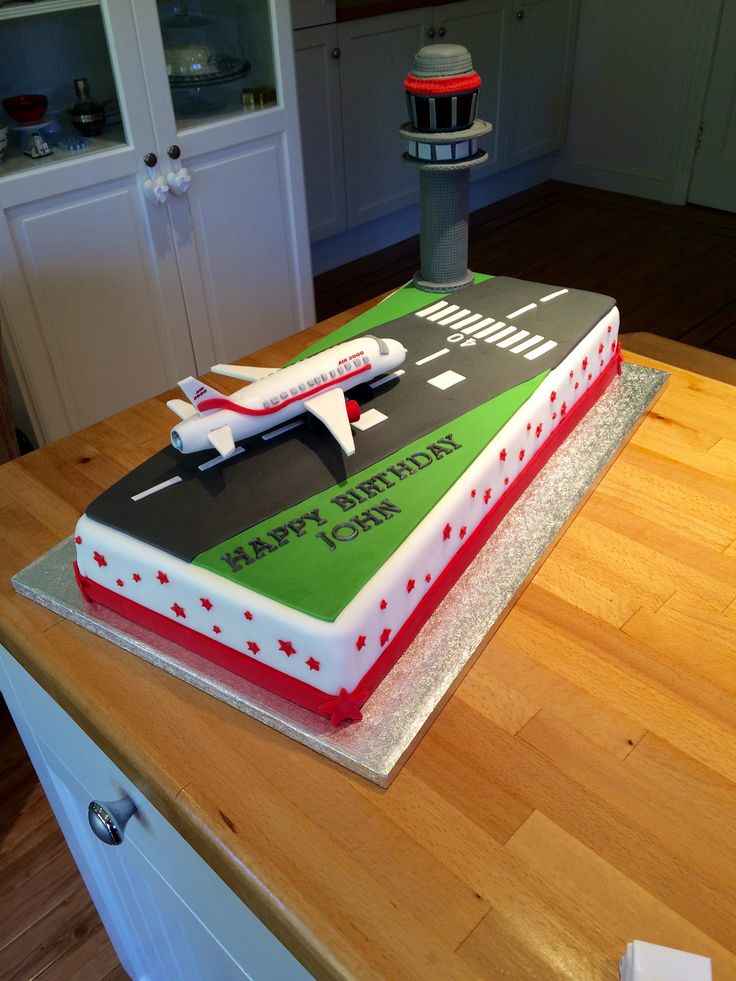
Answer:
561, 402, 567, 417
75, 535, 82, 545
526, 422, 532, 431
588, 373, 592, 381
406, 579, 415, 593
200, 597, 213, 611
380, 599, 388, 610
552, 412, 557, 420
569, 370, 574, 378
247, 641, 260, 655
574, 381, 579, 390
471, 488, 477, 498
611, 341, 616, 352
599, 342, 604, 354
600, 359, 604, 367
244, 610, 253, 621
279, 639, 296, 656
519, 449, 525, 461
459, 526, 467, 539
425, 573, 432, 583
132, 573, 141, 582
483, 488, 492, 504
550, 390, 557, 403
116, 578, 124, 587
318, 688, 365, 726
171, 602, 186, 618
504, 476, 510, 486
536, 423, 543, 438
213, 625, 221, 634
608, 324, 612, 333
157, 570, 169, 584
306, 657, 320, 671
582, 356, 589, 371
356, 634, 366, 651
443, 523, 452, 540
499, 448, 507, 461
93, 551, 106, 568
380, 627, 391, 646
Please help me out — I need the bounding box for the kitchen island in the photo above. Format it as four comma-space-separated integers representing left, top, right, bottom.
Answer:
1, 305, 736, 979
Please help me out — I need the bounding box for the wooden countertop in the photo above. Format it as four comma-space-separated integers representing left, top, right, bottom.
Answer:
2, 307, 736, 979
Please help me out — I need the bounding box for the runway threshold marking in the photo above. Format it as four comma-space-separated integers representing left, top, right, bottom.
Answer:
524, 339, 558, 360
540, 288, 568, 302
132, 476, 183, 502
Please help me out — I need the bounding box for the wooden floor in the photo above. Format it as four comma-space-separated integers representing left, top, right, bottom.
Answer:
0, 696, 125, 980
2, 180, 735, 980
315, 180, 736, 360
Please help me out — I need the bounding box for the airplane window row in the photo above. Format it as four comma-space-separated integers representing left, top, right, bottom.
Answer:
259, 356, 372, 409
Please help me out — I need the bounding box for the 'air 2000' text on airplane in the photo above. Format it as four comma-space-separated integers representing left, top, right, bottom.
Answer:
166, 335, 407, 469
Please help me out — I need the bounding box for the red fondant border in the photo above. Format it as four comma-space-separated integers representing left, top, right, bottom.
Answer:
75, 351, 620, 725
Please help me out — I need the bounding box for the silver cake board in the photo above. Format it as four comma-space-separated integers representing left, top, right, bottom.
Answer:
13, 362, 667, 787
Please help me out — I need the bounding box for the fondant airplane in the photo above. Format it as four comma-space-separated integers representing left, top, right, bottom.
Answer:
167, 335, 406, 468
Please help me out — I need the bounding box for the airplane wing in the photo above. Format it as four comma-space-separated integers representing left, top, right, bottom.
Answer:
304, 389, 356, 457
207, 425, 237, 458
211, 363, 278, 383
166, 398, 197, 421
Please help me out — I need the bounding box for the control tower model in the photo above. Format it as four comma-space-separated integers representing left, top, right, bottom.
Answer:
400, 44, 492, 293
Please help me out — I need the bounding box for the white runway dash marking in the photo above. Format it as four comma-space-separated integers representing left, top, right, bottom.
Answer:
507, 302, 538, 319
262, 420, 304, 441
540, 288, 568, 302
198, 447, 245, 471
415, 348, 450, 366
369, 368, 405, 389
415, 300, 448, 318
132, 476, 183, 502
461, 316, 493, 335
351, 408, 387, 432
510, 333, 544, 353
496, 330, 529, 349
438, 308, 471, 326
427, 369, 466, 391
428, 304, 459, 322
524, 339, 558, 360
474, 320, 503, 339
484, 325, 516, 344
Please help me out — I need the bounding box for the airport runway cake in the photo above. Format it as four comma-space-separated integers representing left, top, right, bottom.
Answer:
72, 46, 622, 723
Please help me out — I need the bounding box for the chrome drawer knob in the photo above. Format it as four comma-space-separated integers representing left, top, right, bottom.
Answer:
88, 796, 137, 846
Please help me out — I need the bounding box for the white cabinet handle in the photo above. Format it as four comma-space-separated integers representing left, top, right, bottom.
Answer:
166, 143, 191, 196
142, 151, 170, 205
88, 795, 137, 845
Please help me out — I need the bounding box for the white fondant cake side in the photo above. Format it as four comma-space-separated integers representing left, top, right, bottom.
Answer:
75, 308, 619, 698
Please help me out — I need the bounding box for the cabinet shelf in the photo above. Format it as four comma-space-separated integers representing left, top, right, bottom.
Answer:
0, 0, 99, 22
0, 123, 126, 179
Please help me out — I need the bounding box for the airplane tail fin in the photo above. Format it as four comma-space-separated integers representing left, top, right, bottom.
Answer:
177, 376, 230, 415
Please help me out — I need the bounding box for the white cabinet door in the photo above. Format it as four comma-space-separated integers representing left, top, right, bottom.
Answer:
0, 1, 195, 443
504, 0, 578, 168
0, 646, 312, 981
339, 7, 433, 228
294, 24, 347, 242
133, 0, 315, 372
435, 0, 508, 177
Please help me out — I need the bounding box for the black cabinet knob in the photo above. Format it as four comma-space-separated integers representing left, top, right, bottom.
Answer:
167, 144, 181, 160
516, 9, 525, 19
143, 151, 157, 168
427, 27, 436, 38
331, 47, 340, 59
437, 26, 446, 37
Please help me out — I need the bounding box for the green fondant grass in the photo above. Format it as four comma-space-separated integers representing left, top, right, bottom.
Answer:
193, 368, 546, 621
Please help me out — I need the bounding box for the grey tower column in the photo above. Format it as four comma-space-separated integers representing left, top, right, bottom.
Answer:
399, 44, 492, 293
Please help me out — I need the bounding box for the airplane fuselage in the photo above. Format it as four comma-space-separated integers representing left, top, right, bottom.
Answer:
170, 336, 406, 455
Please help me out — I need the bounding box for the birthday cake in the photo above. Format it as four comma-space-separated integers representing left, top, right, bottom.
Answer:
72, 45, 621, 724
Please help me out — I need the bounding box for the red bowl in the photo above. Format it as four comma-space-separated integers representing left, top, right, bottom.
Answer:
3, 94, 48, 125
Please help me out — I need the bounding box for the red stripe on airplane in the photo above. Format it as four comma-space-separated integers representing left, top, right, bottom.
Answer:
197, 362, 373, 417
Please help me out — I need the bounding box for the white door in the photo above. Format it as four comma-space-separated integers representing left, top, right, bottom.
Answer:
294, 23, 347, 242
688, 0, 736, 212
0, 1, 195, 443
132, 0, 314, 373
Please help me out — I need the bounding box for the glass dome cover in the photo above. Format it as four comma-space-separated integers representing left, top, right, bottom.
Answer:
158, 1, 249, 84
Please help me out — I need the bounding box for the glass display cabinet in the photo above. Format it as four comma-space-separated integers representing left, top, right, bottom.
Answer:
0, 0, 312, 445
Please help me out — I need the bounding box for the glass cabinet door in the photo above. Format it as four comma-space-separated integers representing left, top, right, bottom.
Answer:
154, 0, 278, 132
0, 0, 127, 177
